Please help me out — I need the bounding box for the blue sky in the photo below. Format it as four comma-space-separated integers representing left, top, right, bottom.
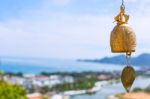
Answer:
0, 0, 150, 59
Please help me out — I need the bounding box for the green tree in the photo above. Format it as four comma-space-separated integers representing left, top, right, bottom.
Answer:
40, 86, 50, 94
144, 85, 150, 93
133, 87, 143, 92
0, 80, 27, 99
0, 71, 4, 80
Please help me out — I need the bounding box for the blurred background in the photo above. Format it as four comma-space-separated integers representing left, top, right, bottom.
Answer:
0, 0, 150, 99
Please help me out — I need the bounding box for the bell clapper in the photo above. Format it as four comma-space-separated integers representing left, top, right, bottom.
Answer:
121, 65, 135, 93
121, 53, 136, 93
121, 48, 135, 92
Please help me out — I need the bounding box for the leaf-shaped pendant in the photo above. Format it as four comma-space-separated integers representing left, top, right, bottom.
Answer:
121, 66, 135, 92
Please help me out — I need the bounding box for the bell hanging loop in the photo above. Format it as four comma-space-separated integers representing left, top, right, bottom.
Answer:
121, 0, 125, 8
126, 53, 131, 66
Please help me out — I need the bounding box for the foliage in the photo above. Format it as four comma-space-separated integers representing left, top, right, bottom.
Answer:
0, 71, 4, 75
133, 87, 143, 92
5, 72, 23, 77
39, 71, 116, 93
40, 86, 50, 94
0, 80, 27, 99
133, 85, 150, 93
50, 78, 97, 92
0, 71, 4, 80
144, 85, 150, 93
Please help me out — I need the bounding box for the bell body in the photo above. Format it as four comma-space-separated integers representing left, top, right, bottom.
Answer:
110, 23, 136, 53
110, 6, 136, 53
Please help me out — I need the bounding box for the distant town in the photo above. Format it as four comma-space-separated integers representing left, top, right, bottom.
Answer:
1, 68, 150, 99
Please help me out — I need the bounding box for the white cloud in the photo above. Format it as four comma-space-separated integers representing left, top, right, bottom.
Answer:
0, 11, 114, 59
0, 0, 150, 59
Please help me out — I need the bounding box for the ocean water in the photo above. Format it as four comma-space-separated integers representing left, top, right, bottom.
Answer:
0, 58, 138, 74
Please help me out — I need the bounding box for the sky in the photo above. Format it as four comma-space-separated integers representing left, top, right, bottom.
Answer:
0, 0, 150, 59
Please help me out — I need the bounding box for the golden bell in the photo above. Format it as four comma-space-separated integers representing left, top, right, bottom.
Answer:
110, 6, 136, 53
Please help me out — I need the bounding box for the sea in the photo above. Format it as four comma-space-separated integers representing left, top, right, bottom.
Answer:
0, 58, 139, 74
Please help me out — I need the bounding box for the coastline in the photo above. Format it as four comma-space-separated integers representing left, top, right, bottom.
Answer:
63, 81, 110, 96
107, 77, 150, 99
72, 77, 150, 99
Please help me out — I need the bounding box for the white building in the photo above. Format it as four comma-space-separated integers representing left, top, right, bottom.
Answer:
24, 75, 74, 88
3, 75, 25, 85
51, 94, 70, 99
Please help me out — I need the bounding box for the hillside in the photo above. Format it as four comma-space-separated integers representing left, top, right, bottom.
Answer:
78, 53, 150, 66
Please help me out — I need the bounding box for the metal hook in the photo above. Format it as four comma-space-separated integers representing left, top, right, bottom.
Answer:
126, 53, 131, 66
122, 0, 124, 6
121, 0, 125, 8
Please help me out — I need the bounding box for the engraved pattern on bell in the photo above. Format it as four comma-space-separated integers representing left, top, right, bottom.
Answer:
110, 24, 136, 53
121, 66, 135, 92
